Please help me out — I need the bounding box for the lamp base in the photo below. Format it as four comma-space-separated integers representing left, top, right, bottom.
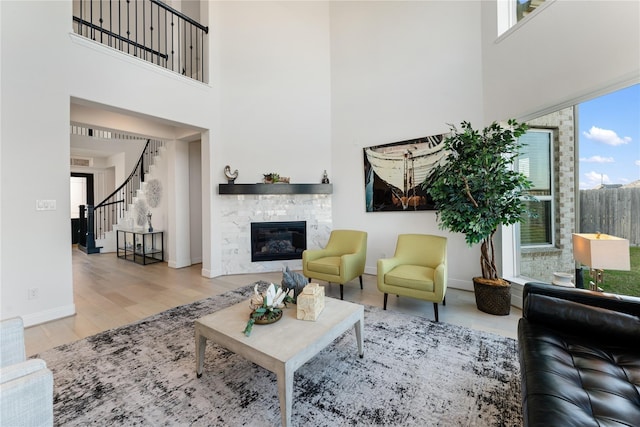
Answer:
589, 268, 605, 292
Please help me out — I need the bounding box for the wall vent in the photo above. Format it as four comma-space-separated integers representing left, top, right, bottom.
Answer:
70, 157, 93, 167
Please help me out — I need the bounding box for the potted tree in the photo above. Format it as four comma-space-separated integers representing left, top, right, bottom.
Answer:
424, 120, 532, 315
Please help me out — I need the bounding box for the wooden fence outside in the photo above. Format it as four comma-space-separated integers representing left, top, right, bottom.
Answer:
579, 187, 640, 246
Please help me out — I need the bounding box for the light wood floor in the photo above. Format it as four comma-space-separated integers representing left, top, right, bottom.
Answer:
24, 248, 521, 356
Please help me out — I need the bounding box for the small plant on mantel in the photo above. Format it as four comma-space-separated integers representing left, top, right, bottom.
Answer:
423, 119, 532, 315
263, 173, 280, 183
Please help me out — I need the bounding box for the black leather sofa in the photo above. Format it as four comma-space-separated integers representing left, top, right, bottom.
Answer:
518, 282, 640, 426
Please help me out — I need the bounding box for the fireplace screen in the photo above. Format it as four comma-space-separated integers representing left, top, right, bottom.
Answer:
250, 221, 307, 262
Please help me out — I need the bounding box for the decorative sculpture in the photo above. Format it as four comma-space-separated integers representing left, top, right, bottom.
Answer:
281, 266, 307, 302
224, 165, 238, 183
297, 283, 325, 321
145, 179, 162, 208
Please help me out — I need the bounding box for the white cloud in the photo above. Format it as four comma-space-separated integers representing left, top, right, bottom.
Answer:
635, 160, 640, 166
582, 126, 632, 146
584, 170, 611, 188
580, 155, 614, 163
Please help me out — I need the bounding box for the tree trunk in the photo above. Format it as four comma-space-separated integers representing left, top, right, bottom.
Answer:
479, 230, 499, 280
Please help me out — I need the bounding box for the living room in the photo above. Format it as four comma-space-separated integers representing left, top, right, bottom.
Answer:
3, 0, 638, 328
1, 1, 639, 425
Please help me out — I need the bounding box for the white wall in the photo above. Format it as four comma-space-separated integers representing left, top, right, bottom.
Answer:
0, 0, 216, 325
210, 1, 332, 185
329, 1, 485, 288
481, 0, 640, 122
1, 1, 75, 324
207, 1, 333, 277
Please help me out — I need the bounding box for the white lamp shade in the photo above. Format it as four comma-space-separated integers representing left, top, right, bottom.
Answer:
572, 233, 631, 271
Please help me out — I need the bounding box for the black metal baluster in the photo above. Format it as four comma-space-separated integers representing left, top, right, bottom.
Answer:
90, 0, 94, 40
189, 23, 193, 78
108, 0, 112, 47
149, 1, 153, 63
78, 0, 83, 36
99, 0, 103, 43
170, 13, 175, 72
126, 0, 130, 54
118, 0, 122, 50
135, 0, 138, 57
164, 8, 167, 67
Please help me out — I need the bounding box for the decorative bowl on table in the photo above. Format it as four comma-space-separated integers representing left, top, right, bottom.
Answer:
243, 282, 294, 336
252, 309, 283, 324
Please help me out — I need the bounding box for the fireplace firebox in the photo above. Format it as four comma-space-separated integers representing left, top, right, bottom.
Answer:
250, 221, 307, 262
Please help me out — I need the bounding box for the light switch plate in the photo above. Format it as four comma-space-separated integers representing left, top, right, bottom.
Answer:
36, 200, 57, 211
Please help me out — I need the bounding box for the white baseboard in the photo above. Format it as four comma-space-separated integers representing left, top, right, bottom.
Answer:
168, 258, 193, 269
22, 304, 76, 327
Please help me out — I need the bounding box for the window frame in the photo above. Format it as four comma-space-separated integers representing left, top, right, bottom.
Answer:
517, 128, 555, 249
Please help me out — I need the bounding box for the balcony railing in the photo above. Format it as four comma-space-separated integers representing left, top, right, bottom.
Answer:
73, 0, 208, 82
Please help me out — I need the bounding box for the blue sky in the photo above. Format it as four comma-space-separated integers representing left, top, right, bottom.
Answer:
578, 84, 640, 189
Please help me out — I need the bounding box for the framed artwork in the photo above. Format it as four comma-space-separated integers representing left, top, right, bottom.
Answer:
363, 133, 448, 212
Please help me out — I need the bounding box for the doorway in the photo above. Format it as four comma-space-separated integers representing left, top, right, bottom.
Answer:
70, 173, 94, 245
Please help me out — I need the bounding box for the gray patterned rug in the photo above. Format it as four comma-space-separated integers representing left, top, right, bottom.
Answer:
38, 283, 522, 426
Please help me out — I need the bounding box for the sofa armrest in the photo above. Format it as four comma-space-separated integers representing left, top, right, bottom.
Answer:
0, 361, 54, 426
1, 359, 48, 384
523, 282, 640, 317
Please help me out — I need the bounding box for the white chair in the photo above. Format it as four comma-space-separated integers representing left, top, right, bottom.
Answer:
1, 317, 54, 426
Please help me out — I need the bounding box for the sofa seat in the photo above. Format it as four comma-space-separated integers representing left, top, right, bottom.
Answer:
518, 283, 640, 427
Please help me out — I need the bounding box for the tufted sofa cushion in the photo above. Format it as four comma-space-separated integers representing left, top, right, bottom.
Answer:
518, 283, 640, 427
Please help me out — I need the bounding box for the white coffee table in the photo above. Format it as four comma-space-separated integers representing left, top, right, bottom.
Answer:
195, 296, 364, 427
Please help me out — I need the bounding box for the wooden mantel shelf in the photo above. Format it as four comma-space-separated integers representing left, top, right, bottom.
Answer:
218, 183, 333, 195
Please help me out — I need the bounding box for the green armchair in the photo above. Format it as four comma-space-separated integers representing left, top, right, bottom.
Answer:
302, 230, 368, 300
377, 234, 447, 321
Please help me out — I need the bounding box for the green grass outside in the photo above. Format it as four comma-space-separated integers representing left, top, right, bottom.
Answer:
580, 246, 640, 297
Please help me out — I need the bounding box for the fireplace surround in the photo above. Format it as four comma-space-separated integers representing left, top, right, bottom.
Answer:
217, 193, 331, 274
251, 221, 306, 262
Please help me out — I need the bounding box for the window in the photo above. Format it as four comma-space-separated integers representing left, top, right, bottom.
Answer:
497, 0, 548, 36
517, 129, 554, 247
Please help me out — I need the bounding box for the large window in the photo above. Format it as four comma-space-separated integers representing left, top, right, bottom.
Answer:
517, 129, 554, 247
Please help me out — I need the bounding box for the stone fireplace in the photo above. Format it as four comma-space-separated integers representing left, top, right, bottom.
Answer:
218, 193, 332, 274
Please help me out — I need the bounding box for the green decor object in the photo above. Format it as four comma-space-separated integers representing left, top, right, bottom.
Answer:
424, 120, 532, 314
243, 283, 294, 336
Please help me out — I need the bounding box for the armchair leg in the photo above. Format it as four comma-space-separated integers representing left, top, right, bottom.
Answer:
383, 293, 388, 310
340, 284, 344, 300
433, 303, 439, 322
359, 276, 363, 290
443, 296, 446, 306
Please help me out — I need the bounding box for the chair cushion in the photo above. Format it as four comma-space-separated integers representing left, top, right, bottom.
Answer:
385, 265, 435, 291
307, 257, 341, 276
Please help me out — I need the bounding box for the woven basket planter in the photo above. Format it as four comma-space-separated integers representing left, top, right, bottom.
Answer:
473, 278, 511, 315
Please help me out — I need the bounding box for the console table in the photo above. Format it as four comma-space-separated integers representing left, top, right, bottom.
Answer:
116, 229, 164, 265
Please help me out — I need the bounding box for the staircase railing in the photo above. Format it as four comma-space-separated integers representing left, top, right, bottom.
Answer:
87, 138, 164, 245
72, 0, 208, 82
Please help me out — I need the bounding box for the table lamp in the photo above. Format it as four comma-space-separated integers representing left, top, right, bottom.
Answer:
572, 233, 631, 292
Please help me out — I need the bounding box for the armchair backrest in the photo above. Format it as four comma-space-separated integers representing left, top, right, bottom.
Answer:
394, 234, 447, 267
326, 230, 368, 255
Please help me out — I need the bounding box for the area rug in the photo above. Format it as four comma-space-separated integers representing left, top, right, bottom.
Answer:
37, 283, 522, 426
